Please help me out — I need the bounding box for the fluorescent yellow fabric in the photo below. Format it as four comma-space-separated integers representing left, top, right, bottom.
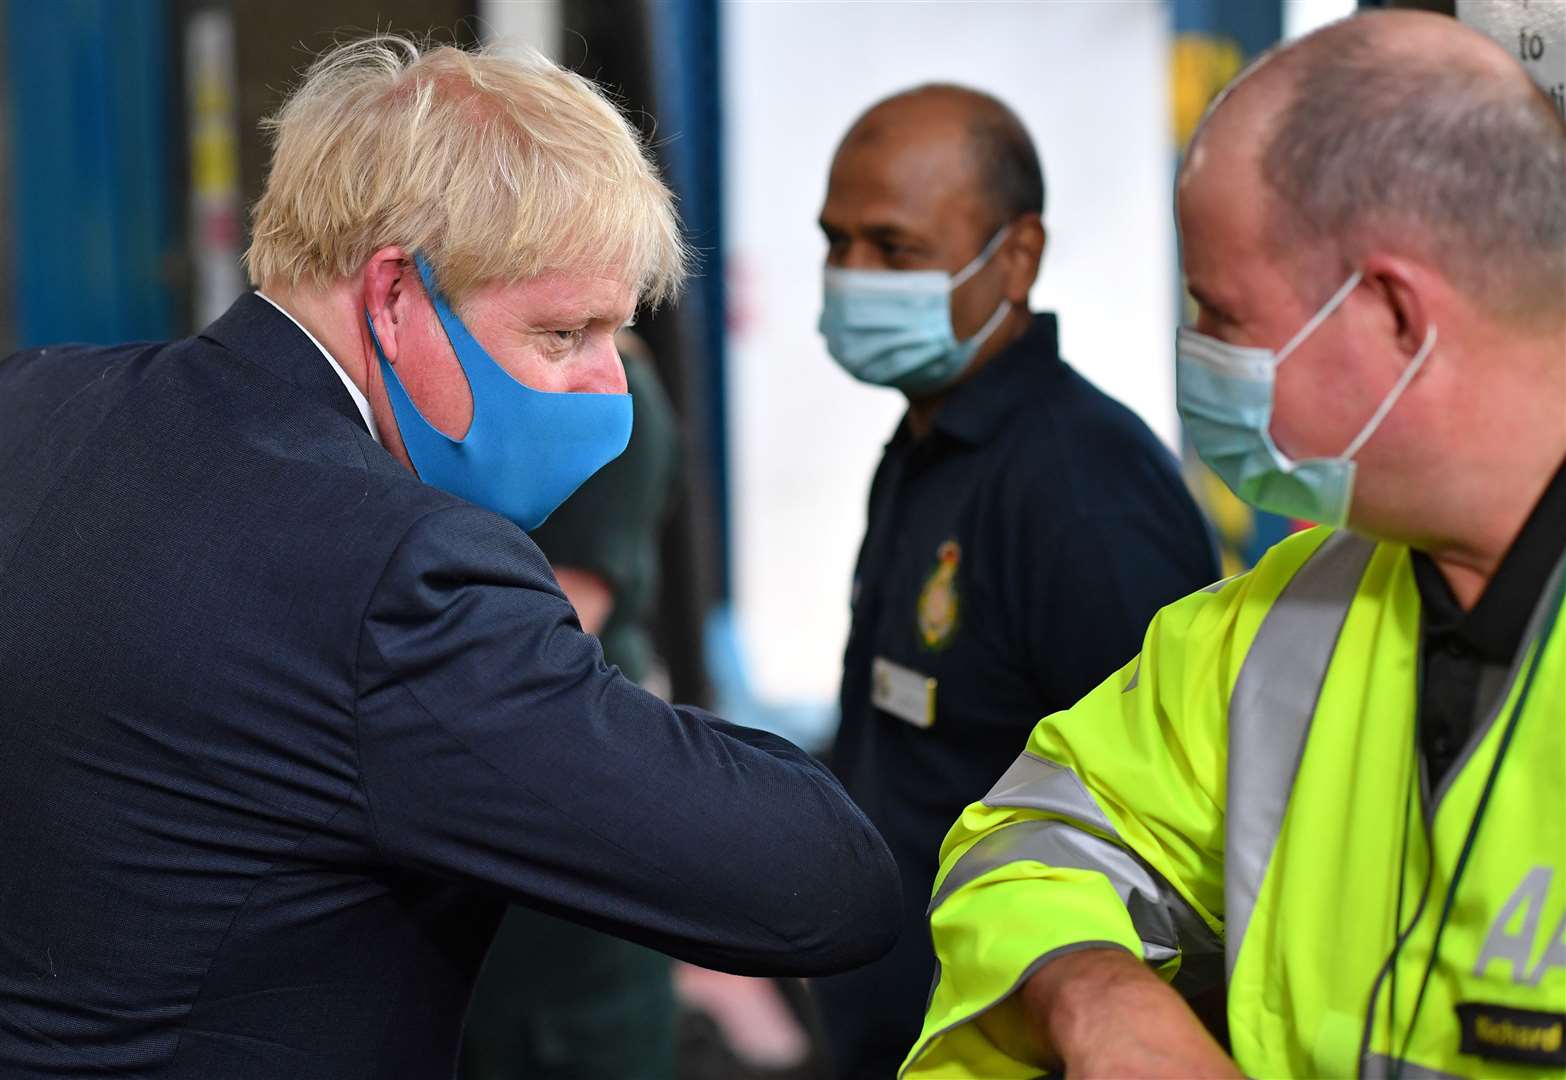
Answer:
901, 528, 1566, 1079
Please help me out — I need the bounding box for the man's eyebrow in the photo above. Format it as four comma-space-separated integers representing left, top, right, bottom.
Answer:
520, 302, 631, 329
861, 223, 922, 244
820, 211, 914, 234
817, 218, 925, 244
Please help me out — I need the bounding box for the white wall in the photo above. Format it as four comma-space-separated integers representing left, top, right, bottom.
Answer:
723, 0, 1177, 704
477, 0, 561, 60
1283, 0, 1358, 41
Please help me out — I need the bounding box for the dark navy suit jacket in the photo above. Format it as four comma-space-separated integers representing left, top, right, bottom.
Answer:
0, 295, 899, 1078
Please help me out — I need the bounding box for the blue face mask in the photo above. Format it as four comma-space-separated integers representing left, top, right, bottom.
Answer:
1176, 270, 1436, 528
819, 226, 1012, 396
368, 255, 632, 531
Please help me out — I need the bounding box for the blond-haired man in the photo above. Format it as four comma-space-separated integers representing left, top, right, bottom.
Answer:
0, 37, 898, 1078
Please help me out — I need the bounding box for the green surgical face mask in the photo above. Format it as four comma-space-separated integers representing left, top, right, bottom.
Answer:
1176, 270, 1437, 528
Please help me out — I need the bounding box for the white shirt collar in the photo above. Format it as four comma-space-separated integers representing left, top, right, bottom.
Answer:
254, 291, 381, 444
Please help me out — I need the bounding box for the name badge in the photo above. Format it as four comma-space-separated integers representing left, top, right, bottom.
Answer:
871, 657, 936, 729
1456, 1002, 1566, 1068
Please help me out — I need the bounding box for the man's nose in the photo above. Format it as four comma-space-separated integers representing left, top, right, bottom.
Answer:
578, 339, 628, 395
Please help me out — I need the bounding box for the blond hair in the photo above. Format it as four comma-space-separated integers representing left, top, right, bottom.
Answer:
245, 35, 687, 307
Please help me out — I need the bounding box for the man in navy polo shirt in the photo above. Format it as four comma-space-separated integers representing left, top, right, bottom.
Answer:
811, 83, 1220, 1078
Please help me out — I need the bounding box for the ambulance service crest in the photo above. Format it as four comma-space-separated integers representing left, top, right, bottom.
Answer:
916, 539, 961, 650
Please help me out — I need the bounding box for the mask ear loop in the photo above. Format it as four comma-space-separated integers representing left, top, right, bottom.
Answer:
957, 299, 1012, 355
1339, 325, 1437, 461
947, 225, 1016, 352
949, 224, 1013, 290
1276, 270, 1364, 362
412, 254, 468, 365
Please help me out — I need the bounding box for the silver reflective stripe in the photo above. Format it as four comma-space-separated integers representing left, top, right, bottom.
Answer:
928, 817, 1225, 973
982, 751, 1115, 835
1360, 1052, 1465, 1080
962, 752, 1223, 988
928, 820, 1174, 962
1225, 529, 1375, 980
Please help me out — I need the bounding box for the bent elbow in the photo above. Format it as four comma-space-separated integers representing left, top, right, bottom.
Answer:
826, 874, 903, 973
772, 832, 903, 976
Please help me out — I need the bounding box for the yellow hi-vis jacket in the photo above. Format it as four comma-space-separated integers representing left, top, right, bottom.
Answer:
901, 528, 1566, 1079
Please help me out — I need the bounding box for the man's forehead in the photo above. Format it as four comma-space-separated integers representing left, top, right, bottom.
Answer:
1178, 78, 1275, 229
1176, 127, 1275, 294
825, 115, 986, 227
490, 271, 638, 322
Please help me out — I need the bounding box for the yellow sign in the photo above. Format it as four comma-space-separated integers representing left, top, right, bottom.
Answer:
1171, 33, 1245, 149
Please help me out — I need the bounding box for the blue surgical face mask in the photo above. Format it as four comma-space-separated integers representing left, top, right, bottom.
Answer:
1176, 269, 1437, 528
368, 255, 632, 531
819, 226, 1012, 396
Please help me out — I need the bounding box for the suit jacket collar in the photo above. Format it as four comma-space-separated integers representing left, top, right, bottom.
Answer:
201, 292, 370, 434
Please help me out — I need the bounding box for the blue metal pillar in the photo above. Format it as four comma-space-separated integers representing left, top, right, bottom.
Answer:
4, 0, 175, 347
649, 0, 730, 596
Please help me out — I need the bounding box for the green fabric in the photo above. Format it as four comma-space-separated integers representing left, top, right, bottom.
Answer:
528, 354, 678, 682
462, 908, 676, 1080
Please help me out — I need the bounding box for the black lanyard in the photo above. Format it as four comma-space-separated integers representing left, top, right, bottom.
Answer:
1362, 573, 1564, 1078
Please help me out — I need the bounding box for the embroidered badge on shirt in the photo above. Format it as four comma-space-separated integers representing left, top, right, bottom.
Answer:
917, 539, 961, 650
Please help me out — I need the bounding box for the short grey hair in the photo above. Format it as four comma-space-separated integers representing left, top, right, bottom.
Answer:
1259, 23, 1566, 327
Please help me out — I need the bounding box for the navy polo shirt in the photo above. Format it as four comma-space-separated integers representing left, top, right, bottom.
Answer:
818, 312, 1219, 1077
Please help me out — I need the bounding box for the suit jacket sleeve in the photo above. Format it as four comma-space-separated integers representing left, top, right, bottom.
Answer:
354, 505, 900, 976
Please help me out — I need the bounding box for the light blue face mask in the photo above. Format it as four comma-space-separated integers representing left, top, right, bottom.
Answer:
819, 226, 1012, 396
368, 255, 632, 531
1176, 269, 1437, 528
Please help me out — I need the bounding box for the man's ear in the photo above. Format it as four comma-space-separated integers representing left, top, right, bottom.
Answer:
1003, 213, 1045, 305
1360, 253, 1437, 360
363, 247, 416, 364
